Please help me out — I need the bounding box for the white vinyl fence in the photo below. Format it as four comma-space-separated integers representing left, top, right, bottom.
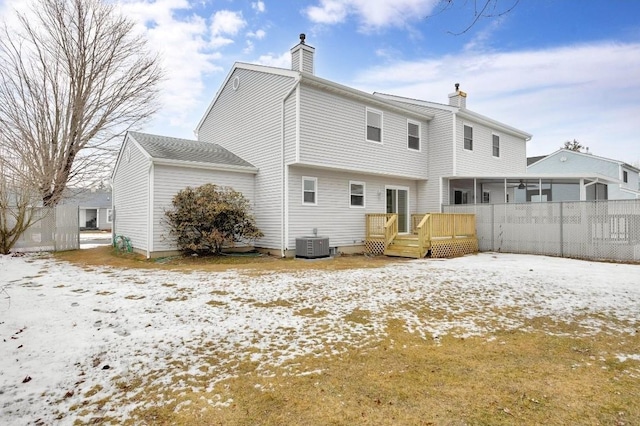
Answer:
444, 199, 640, 262
12, 205, 79, 252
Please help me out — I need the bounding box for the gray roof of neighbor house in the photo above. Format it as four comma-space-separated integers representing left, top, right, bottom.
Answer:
527, 155, 547, 166
61, 188, 111, 208
128, 131, 255, 169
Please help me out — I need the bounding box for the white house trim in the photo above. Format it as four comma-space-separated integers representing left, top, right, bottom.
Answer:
147, 162, 153, 259
290, 160, 427, 180
282, 76, 301, 256
151, 158, 258, 174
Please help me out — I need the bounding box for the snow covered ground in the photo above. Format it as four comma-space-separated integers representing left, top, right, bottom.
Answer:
0, 252, 639, 424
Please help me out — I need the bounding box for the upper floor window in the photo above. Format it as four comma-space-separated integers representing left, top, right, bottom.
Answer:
366, 108, 382, 143
464, 125, 473, 151
349, 181, 365, 207
407, 120, 420, 151
302, 176, 317, 205
492, 134, 500, 157
623, 170, 628, 183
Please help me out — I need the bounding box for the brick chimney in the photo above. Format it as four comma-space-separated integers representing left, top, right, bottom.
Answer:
448, 83, 467, 108
290, 33, 315, 74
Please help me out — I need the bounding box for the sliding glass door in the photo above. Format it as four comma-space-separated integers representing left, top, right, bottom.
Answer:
386, 187, 409, 233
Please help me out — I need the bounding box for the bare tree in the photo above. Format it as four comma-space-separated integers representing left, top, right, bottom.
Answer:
0, 0, 163, 207
428, 0, 521, 35
0, 152, 43, 255
563, 139, 586, 152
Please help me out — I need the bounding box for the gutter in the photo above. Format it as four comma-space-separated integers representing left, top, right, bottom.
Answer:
281, 75, 301, 257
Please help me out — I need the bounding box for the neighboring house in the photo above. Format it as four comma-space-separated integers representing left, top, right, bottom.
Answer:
60, 188, 112, 231
113, 35, 531, 258
527, 149, 640, 201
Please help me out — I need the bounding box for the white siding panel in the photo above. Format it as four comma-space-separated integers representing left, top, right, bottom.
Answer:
198, 68, 297, 250
373, 99, 454, 212
152, 165, 256, 252
298, 85, 429, 178
112, 138, 149, 252
287, 166, 417, 249
456, 119, 527, 176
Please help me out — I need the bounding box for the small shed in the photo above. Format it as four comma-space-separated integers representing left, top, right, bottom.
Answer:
112, 131, 257, 258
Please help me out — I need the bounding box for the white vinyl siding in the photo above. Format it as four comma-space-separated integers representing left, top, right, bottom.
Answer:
287, 166, 417, 249
492, 134, 500, 158
302, 176, 317, 205
297, 85, 428, 179
197, 67, 297, 249
112, 139, 149, 253
349, 181, 365, 207
464, 125, 473, 151
407, 120, 420, 151
366, 108, 382, 143
151, 164, 256, 253
457, 119, 526, 176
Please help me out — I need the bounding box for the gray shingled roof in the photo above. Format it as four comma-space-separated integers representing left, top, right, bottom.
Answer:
129, 131, 255, 169
527, 155, 547, 166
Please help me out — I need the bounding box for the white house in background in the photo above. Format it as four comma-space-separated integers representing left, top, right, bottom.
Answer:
113, 35, 531, 258
527, 149, 640, 200
60, 187, 112, 231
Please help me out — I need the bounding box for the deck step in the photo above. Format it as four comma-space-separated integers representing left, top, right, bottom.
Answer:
384, 245, 427, 259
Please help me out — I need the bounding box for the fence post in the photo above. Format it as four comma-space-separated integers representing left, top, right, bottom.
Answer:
491, 204, 495, 252
559, 202, 564, 258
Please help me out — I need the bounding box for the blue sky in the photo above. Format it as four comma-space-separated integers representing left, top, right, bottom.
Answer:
2, 0, 640, 164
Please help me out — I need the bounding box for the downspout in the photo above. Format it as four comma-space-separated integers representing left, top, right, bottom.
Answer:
147, 161, 153, 259
281, 75, 301, 257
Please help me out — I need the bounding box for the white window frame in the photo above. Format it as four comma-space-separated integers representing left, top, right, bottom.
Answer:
366, 107, 383, 143
106, 208, 113, 224
463, 124, 473, 151
623, 170, 628, 183
407, 119, 421, 151
482, 191, 490, 203
492, 133, 500, 158
302, 176, 317, 205
349, 181, 365, 208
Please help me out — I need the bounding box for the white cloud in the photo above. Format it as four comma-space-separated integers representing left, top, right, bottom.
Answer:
353, 42, 640, 160
244, 39, 254, 54
305, 0, 440, 30
209, 9, 246, 49
116, 0, 225, 132
210, 9, 246, 36
255, 51, 291, 69
251, 1, 265, 13
247, 29, 266, 39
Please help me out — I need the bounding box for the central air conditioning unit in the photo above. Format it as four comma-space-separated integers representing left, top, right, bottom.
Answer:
295, 236, 330, 259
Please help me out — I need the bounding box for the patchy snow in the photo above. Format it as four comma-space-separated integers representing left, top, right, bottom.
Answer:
0, 252, 639, 424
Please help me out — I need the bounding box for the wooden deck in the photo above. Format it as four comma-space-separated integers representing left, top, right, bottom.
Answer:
365, 213, 478, 259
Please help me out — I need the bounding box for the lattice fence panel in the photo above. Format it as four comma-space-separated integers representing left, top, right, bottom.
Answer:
430, 238, 478, 258
446, 199, 640, 262
364, 238, 386, 255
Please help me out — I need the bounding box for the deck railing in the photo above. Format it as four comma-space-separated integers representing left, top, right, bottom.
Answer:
384, 214, 398, 250
367, 212, 478, 257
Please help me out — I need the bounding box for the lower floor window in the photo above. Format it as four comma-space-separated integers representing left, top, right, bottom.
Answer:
302, 177, 317, 205
350, 181, 365, 207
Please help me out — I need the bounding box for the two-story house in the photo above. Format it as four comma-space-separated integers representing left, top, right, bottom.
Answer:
112, 35, 531, 258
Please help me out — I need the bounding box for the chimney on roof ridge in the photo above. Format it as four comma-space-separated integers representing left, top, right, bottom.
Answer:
448, 82, 467, 109
290, 33, 315, 74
